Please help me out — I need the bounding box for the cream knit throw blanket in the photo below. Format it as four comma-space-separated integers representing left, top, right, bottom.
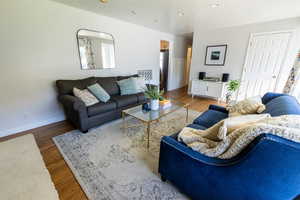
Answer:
178, 114, 300, 159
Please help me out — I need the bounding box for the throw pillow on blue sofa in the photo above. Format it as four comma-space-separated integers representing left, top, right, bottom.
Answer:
263, 96, 300, 116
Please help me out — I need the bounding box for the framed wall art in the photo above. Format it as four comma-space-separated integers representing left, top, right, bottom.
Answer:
205, 45, 227, 66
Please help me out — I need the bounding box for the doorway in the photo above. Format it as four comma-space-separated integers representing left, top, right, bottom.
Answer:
238, 31, 293, 100
160, 40, 170, 91
184, 46, 193, 86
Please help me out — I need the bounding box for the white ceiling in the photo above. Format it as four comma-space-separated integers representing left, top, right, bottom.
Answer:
52, 0, 300, 35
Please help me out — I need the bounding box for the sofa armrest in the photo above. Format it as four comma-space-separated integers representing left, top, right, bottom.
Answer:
58, 95, 89, 132
58, 95, 86, 112
208, 104, 228, 114
160, 133, 300, 167
159, 134, 300, 200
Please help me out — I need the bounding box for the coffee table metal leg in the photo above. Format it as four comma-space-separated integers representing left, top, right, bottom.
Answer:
122, 112, 126, 133
186, 106, 189, 123
147, 122, 151, 149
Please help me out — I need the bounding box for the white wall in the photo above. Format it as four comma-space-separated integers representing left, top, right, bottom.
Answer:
190, 17, 300, 93
0, 0, 178, 137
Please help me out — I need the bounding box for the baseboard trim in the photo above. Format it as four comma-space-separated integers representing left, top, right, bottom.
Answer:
0, 116, 66, 138
167, 85, 188, 92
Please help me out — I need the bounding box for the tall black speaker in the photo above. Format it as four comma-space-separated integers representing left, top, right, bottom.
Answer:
222, 73, 229, 82
199, 72, 206, 80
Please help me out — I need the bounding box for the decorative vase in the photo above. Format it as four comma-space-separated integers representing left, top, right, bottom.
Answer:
150, 110, 160, 120
150, 99, 159, 110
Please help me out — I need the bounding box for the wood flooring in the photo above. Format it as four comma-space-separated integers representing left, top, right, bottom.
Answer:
0, 87, 224, 200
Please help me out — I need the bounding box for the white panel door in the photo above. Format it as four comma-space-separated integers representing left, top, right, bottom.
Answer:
238, 31, 292, 100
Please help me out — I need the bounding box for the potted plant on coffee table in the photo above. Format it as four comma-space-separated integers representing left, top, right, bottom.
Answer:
144, 86, 164, 110
226, 80, 240, 104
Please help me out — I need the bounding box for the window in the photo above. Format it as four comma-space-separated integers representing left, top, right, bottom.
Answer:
101, 42, 115, 69
79, 47, 88, 69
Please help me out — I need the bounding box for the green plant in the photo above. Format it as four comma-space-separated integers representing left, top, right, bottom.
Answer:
144, 86, 164, 100
227, 80, 240, 92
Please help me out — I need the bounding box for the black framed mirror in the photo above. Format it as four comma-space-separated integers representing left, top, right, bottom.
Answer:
77, 29, 116, 70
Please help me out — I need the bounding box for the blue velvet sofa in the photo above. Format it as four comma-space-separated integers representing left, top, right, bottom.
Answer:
159, 93, 300, 200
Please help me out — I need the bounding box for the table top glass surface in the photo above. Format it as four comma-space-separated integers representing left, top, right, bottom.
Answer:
122, 100, 188, 122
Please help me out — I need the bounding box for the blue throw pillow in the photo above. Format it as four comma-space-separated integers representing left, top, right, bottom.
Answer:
87, 83, 110, 103
262, 95, 300, 117
117, 78, 139, 95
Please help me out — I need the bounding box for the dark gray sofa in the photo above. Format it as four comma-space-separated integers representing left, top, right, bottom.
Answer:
56, 75, 147, 133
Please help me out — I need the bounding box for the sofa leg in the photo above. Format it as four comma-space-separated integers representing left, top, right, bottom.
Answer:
81, 130, 89, 134
161, 175, 167, 182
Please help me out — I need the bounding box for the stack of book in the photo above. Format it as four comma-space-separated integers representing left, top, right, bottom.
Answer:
160, 99, 171, 109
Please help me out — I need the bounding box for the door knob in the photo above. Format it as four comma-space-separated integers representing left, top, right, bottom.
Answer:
272, 75, 277, 79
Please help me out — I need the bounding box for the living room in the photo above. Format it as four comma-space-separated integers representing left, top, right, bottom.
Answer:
1, 0, 300, 199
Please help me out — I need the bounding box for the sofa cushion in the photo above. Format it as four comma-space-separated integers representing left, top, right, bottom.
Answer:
117, 74, 139, 81
87, 100, 117, 117
111, 95, 138, 108
136, 92, 146, 103
187, 124, 207, 130
262, 96, 300, 116
193, 110, 228, 128
56, 77, 96, 95
94, 77, 119, 96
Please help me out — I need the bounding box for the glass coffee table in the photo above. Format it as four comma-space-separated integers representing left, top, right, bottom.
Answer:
121, 100, 190, 149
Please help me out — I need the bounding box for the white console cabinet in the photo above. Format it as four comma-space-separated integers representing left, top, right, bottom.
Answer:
191, 80, 226, 102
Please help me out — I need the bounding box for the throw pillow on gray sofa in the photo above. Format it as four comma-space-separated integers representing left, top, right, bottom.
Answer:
88, 83, 110, 103
73, 87, 99, 106
117, 78, 139, 95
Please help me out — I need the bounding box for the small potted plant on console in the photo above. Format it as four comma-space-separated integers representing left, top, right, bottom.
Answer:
226, 80, 240, 104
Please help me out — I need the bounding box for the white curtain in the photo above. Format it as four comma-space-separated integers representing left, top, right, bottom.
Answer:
283, 51, 300, 100
101, 41, 115, 68
79, 38, 96, 69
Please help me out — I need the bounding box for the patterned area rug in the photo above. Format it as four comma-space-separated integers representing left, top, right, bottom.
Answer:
53, 108, 200, 200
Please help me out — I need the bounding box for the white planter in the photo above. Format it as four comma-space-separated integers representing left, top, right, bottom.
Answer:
150, 110, 159, 120
226, 92, 232, 104
150, 99, 160, 110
